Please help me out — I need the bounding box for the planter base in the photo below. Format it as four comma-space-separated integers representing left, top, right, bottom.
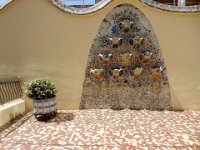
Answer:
33, 97, 57, 116
35, 111, 57, 121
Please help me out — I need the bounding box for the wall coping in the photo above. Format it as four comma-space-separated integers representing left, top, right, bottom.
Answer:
1, 0, 200, 13
50, 0, 200, 14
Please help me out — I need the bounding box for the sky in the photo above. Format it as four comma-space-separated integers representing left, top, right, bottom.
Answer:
0, 0, 96, 6
61, 0, 96, 6
0, 0, 8, 5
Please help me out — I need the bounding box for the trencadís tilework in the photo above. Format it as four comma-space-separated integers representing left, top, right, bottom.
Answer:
80, 4, 172, 110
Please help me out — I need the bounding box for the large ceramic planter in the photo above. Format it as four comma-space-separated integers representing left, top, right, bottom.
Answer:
33, 97, 57, 116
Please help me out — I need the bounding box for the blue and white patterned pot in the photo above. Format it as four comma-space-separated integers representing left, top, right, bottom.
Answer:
32, 97, 57, 115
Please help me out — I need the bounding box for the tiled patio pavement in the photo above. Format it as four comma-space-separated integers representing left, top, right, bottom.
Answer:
0, 109, 200, 150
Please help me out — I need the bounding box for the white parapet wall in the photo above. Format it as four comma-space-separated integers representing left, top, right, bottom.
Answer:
0, 99, 25, 127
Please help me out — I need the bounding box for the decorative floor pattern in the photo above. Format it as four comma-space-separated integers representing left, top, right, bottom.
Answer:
0, 109, 200, 150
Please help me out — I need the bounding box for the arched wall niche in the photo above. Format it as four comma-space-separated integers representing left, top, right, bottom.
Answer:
80, 3, 172, 110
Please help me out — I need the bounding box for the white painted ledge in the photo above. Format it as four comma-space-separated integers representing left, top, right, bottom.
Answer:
0, 99, 25, 127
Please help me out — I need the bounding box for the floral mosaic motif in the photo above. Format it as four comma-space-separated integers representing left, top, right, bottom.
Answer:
140, 51, 153, 63
112, 68, 123, 77
90, 69, 105, 80
129, 35, 145, 48
133, 67, 143, 80
80, 4, 172, 110
119, 19, 134, 33
108, 36, 122, 48
98, 53, 113, 65
119, 53, 134, 66
151, 67, 162, 81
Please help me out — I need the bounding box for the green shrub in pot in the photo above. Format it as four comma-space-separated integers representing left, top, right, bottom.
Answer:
26, 79, 57, 118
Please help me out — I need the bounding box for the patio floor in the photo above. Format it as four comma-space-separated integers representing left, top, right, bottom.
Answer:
0, 109, 200, 150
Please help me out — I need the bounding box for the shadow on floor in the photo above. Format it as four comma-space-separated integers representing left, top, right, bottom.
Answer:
37, 112, 75, 123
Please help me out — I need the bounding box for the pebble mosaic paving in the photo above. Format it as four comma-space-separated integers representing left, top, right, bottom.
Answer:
0, 109, 200, 150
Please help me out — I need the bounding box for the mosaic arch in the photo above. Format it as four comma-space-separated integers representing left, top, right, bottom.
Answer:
1, 0, 199, 12
50, 0, 112, 15
0, 0, 13, 9
50, 0, 200, 14
80, 3, 172, 110
141, 0, 200, 13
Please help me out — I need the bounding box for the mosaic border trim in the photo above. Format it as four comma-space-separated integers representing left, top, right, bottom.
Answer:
50, 0, 200, 14
1, 0, 200, 13
49, 0, 112, 15
141, 0, 200, 13
0, 0, 14, 10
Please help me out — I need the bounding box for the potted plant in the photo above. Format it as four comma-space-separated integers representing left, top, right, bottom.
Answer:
25, 79, 57, 118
